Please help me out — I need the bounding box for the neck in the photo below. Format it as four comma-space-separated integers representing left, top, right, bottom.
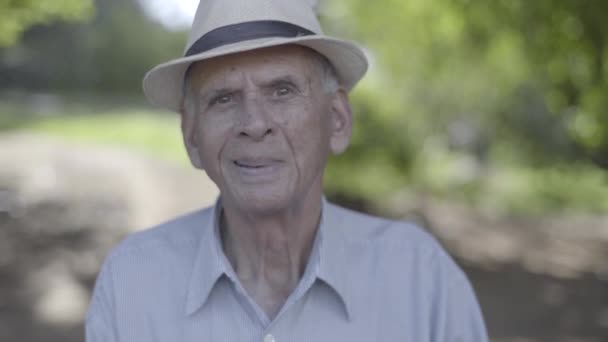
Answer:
221, 194, 322, 279
219, 192, 323, 318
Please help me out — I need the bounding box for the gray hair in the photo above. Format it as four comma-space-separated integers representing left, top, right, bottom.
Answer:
181, 48, 340, 115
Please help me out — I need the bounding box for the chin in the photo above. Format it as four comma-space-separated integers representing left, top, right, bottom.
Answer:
226, 189, 293, 215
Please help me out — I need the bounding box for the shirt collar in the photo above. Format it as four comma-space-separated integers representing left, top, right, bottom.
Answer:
185, 198, 227, 316
317, 197, 353, 320
184, 197, 353, 320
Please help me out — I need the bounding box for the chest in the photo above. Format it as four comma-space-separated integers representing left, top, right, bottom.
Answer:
115, 279, 430, 342
238, 277, 294, 321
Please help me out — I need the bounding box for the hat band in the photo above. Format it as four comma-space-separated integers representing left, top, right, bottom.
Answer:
185, 20, 315, 57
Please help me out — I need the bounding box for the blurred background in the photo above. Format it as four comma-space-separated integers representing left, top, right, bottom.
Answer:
0, 0, 607, 341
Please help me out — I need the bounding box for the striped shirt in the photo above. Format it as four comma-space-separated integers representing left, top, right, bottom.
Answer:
86, 198, 488, 342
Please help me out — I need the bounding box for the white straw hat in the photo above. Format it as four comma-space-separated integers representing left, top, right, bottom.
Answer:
142, 0, 368, 112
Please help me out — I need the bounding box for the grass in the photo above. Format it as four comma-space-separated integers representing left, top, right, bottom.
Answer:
2, 107, 190, 165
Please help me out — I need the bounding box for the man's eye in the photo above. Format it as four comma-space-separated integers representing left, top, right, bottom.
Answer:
210, 94, 233, 106
274, 86, 292, 97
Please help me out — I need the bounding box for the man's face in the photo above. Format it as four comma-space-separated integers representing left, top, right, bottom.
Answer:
182, 45, 352, 214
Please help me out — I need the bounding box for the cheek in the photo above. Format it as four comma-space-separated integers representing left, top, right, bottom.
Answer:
282, 105, 332, 164
195, 119, 231, 167
280, 99, 327, 132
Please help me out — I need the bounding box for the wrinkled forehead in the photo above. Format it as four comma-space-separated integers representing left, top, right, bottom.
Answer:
186, 45, 322, 89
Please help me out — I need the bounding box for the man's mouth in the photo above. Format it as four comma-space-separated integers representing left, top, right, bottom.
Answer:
231, 159, 282, 175
233, 160, 269, 168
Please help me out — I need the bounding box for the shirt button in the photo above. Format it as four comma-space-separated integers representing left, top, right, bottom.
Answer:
264, 334, 275, 342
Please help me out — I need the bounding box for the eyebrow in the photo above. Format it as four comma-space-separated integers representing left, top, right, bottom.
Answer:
207, 87, 236, 96
260, 74, 302, 89
199, 73, 304, 97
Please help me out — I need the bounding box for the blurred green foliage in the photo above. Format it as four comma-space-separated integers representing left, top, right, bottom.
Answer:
1, 0, 607, 215
0, 0, 93, 47
321, 0, 608, 211
0, 0, 185, 93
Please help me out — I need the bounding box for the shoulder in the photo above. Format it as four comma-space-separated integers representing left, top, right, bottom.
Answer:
103, 206, 214, 269
327, 201, 468, 282
327, 202, 441, 254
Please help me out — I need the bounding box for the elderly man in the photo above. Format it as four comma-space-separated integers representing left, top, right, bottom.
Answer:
86, 1, 488, 341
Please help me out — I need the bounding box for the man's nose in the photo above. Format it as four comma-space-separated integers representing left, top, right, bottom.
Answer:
235, 96, 274, 140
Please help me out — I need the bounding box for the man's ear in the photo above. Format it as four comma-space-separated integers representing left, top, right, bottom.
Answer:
329, 89, 353, 155
180, 106, 204, 169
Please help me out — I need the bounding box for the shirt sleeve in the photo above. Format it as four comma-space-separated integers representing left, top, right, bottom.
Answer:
86, 256, 119, 342
442, 276, 488, 342
431, 250, 489, 342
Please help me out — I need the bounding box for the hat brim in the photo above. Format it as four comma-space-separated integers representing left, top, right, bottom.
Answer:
142, 35, 368, 112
